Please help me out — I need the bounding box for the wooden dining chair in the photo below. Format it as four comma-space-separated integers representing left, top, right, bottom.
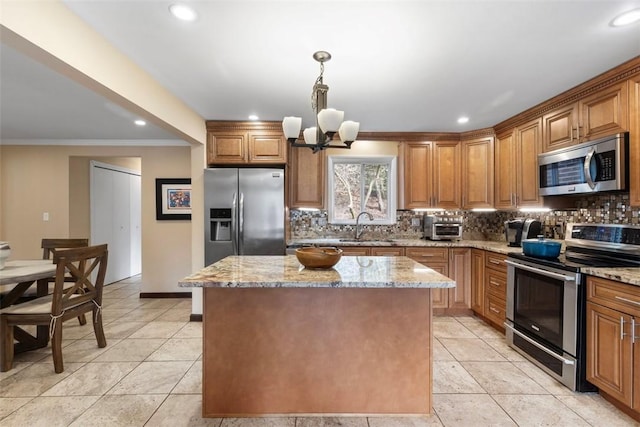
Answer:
0, 244, 108, 373
42, 238, 90, 325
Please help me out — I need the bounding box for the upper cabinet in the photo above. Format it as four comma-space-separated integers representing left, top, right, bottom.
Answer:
630, 75, 640, 207
402, 140, 461, 209
206, 121, 287, 165
495, 119, 542, 209
461, 136, 494, 209
288, 145, 325, 209
542, 81, 629, 152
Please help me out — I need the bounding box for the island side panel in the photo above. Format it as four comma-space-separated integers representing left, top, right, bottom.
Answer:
202, 287, 432, 417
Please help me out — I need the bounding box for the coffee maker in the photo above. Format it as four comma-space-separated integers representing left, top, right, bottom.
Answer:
504, 218, 542, 247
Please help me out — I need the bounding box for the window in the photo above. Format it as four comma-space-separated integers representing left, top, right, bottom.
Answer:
327, 155, 397, 224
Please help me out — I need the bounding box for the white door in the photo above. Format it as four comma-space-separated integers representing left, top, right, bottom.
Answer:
90, 161, 141, 284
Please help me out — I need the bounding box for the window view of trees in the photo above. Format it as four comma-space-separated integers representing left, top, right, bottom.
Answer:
328, 156, 396, 224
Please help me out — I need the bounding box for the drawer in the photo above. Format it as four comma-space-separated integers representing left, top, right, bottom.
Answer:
485, 251, 507, 272
405, 247, 448, 263
338, 246, 372, 256
587, 276, 640, 317
485, 268, 507, 299
370, 247, 405, 257
484, 294, 506, 326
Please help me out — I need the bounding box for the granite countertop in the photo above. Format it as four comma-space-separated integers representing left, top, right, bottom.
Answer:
179, 255, 456, 289
287, 238, 640, 287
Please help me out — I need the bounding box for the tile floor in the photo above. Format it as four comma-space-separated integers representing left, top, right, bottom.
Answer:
1, 276, 638, 426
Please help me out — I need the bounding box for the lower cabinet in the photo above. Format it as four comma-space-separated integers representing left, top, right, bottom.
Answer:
471, 250, 507, 331
470, 249, 485, 313
406, 247, 471, 313
586, 276, 640, 420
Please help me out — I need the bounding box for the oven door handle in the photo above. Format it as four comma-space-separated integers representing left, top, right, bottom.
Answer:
504, 323, 575, 365
505, 260, 576, 282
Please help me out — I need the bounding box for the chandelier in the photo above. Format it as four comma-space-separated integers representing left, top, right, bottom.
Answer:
282, 51, 360, 153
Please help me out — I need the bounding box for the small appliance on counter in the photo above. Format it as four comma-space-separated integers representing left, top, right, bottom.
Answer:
504, 218, 542, 247
423, 214, 463, 241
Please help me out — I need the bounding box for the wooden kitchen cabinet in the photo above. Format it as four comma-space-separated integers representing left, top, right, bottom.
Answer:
587, 276, 640, 420
206, 121, 287, 165
470, 249, 485, 314
461, 136, 494, 209
483, 251, 507, 331
542, 81, 629, 152
630, 75, 640, 207
289, 145, 325, 209
370, 247, 405, 256
338, 246, 371, 256
406, 247, 449, 309
402, 141, 461, 209
494, 119, 542, 210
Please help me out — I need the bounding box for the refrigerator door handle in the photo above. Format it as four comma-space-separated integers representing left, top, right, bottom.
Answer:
239, 192, 245, 255
231, 192, 238, 255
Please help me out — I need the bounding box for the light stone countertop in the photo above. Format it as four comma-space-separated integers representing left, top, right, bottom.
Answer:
179, 255, 456, 289
287, 238, 640, 287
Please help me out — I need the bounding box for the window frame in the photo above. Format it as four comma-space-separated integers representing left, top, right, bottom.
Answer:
327, 155, 397, 225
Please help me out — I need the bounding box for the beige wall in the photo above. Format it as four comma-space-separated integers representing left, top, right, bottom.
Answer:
0, 144, 191, 293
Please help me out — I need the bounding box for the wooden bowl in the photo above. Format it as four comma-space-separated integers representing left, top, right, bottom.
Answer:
295, 247, 343, 269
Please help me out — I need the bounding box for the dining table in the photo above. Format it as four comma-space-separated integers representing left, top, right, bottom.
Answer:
0, 259, 56, 352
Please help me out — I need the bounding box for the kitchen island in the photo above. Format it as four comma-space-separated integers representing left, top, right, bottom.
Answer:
179, 255, 455, 418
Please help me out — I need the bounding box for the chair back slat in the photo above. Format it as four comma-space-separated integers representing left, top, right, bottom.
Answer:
42, 239, 89, 260
51, 245, 108, 315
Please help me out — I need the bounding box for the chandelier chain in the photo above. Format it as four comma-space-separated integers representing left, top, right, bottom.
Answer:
310, 62, 325, 114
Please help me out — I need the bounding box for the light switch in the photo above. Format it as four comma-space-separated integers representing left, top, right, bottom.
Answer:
43, 212, 49, 221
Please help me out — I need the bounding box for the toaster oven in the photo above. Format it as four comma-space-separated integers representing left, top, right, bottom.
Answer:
423, 214, 463, 240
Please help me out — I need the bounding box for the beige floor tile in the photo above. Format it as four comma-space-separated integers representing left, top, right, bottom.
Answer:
439, 338, 507, 362
0, 395, 100, 427
102, 321, 149, 339
68, 394, 165, 427
433, 393, 517, 426
147, 338, 202, 361
174, 321, 203, 338
433, 320, 475, 339
107, 361, 192, 394
42, 361, 139, 396
296, 417, 368, 427
556, 393, 640, 426
482, 338, 528, 362
433, 338, 455, 361
112, 307, 169, 322
367, 416, 443, 427
462, 361, 548, 395
433, 361, 485, 394
37, 337, 119, 364
161, 308, 194, 321
100, 308, 136, 324
174, 300, 194, 310
220, 418, 295, 427
128, 321, 188, 338
459, 320, 506, 339
511, 361, 575, 396
102, 288, 140, 299
0, 362, 30, 382
493, 394, 591, 426
172, 361, 202, 394
0, 362, 84, 397
101, 297, 146, 309
0, 397, 32, 419
143, 298, 187, 309
145, 394, 222, 426
61, 321, 96, 339
93, 338, 166, 362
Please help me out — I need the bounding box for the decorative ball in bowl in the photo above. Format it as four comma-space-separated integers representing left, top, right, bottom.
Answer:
295, 247, 343, 269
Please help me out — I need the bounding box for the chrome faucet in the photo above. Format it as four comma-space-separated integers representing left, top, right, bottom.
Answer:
355, 211, 373, 240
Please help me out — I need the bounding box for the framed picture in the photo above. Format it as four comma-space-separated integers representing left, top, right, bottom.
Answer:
155, 178, 192, 220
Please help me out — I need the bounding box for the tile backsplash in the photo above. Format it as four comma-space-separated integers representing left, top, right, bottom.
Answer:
290, 193, 640, 241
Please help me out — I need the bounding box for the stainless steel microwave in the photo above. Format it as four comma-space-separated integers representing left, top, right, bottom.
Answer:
538, 133, 628, 196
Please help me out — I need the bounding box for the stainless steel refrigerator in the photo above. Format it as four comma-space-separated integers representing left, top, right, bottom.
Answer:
204, 168, 285, 265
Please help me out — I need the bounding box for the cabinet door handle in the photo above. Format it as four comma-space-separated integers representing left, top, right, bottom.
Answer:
633, 318, 637, 344
576, 125, 581, 140
621, 316, 627, 341
615, 296, 640, 307
489, 306, 501, 314
489, 259, 501, 265
489, 280, 501, 287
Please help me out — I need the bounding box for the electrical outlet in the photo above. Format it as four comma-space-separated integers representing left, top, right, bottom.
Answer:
310, 218, 318, 226
43, 212, 49, 221
318, 218, 327, 226
411, 218, 420, 227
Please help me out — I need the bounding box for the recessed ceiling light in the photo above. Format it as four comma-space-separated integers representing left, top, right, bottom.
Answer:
248, 114, 259, 121
169, 4, 197, 22
457, 117, 469, 124
134, 119, 146, 126
612, 8, 640, 27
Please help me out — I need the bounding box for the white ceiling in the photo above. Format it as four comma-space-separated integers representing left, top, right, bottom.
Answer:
2, 0, 640, 141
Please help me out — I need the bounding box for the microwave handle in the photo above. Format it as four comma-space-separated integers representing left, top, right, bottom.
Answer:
584, 148, 596, 189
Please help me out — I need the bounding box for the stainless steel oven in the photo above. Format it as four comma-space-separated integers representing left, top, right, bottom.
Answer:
505, 223, 640, 392
505, 258, 588, 391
